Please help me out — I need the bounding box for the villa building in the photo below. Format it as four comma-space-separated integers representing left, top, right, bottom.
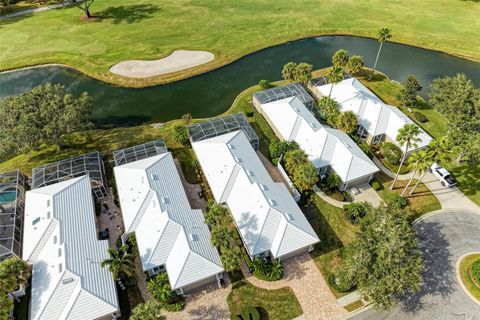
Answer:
23, 175, 119, 320
309, 77, 432, 154
254, 92, 379, 190
191, 115, 320, 261
113, 141, 223, 294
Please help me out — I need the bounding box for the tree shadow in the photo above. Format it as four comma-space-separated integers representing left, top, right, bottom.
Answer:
98, 4, 160, 24
398, 220, 454, 314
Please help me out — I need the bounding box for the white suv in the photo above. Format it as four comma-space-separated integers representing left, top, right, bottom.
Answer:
430, 163, 457, 187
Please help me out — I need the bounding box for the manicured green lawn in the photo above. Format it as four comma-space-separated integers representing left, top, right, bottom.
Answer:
458, 254, 480, 302
376, 173, 441, 219
227, 280, 303, 320
1, 0, 479, 87
448, 163, 480, 207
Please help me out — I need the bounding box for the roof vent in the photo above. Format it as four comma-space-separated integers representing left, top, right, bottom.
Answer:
286, 213, 294, 221
259, 184, 267, 191
267, 199, 276, 206
234, 157, 242, 163
62, 277, 74, 284
247, 170, 254, 177
141, 176, 144, 184
160, 197, 166, 204
309, 122, 316, 128
150, 174, 158, 180
227, 144, 235, 150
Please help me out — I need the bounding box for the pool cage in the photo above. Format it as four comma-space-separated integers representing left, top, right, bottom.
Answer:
31, 151, 108, 199
253, 83, 315, 110
113, 140, 168, 166
188, 113, 259, 150
0, 170, 28, 261
309, 71, 352, 88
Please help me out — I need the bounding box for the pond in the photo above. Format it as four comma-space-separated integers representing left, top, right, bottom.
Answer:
0, 35, 479, 127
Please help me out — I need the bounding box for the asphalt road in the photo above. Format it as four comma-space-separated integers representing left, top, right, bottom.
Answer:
349, 210, 480, 320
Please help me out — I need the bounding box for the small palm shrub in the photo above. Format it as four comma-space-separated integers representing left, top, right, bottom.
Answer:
258, 80, 272, 89
343, 202, 372, 224
241, 306, 261, 320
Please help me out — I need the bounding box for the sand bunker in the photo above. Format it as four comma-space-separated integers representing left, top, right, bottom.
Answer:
109, 50, 215, 78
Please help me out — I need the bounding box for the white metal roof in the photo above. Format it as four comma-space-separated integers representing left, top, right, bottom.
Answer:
192, 131, 320, 259
314, 78, 432, 151
260, 96, 379, 183
23, 176, 118, 320
113, 153, 223, 290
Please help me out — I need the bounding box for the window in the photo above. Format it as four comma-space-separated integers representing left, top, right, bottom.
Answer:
372, 134, 384, 145
318, 166, 328, 174
356, 125, 368, 140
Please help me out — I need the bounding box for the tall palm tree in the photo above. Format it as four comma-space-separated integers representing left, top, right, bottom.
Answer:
101, 244, 135, 280
327, 65, 344, 98
428, 137, 454, 165
282, 62, 297, 82
409, 150, 433, 195
391, 124, 421, 190
371, 28, 392, 77
283, 149, 308, 174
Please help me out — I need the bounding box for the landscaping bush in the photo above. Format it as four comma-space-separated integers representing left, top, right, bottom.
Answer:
471, 258, 480, 283
258, 80, 272, 89
413, 111, 428, 123
380, 142, 402, 165
172, 125, 189, 146
161, 298, 185, 312
269, 140, 298, 159
343, 202, 372, 224
386, 194, 407, 209
253, 258, 284, 281
241, 306, 261, 320
327, 272, 355, 293
370, 179, 382, 191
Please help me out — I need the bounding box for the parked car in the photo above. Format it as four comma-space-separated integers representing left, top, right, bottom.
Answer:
430, 163, 457, 187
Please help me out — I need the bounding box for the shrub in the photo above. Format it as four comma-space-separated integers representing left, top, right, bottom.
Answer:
324, 173, 342, 190
386, 194, 407, 209
328, 271, 354, 293
173, 125, 189, 146
471, 258, 480, 283
371, 180, 382, 191
413, 111, 428, 123
269, 140, 298, 159
258, 80, 272, 89
241, 306, 261, 320
344, 202, 372, 224
380, 142, 402, 165
161, 299, 185, 312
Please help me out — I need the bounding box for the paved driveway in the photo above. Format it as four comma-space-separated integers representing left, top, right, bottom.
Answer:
243, 253, 347, 320
349, 210, 480, 320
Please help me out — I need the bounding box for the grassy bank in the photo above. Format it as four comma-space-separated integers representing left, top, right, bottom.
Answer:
1, 0, 479, 87
458, 254, 480, 302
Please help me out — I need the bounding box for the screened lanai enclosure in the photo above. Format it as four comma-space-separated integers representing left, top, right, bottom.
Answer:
252, 83, 315, 110
188, 113, 259, 150
0, 170, 28, 261
113, 140, 168, 166
31, 151, 108, 199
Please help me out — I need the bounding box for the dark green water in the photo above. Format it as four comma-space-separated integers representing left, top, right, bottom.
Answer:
1, 36, 479, 127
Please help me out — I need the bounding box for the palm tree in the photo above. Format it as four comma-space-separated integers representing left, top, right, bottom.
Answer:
210, 227, 232, 249
0, 257, 31, 302
220, 246, 241, 272
336, 111, 359, 134
409, 150, 433, 195
130, 300, 164, 320
371, 27, 392, 77
327, 65, 344, 98
391, 124, 421, 190
253, 258, 268, 275
282, 62, 297, 82
292, 163, 318, 192
283, 149, 308, 174
428, 137, 454, 165
181, 113, 192, 125
101, 244, 135, 280
268, 260, 284, 280
147, 273, 173, 304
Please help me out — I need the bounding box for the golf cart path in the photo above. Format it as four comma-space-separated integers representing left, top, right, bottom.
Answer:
109, 50, 214, 78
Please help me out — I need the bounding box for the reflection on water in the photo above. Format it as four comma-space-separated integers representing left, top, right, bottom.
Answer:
0, 36, 479, 127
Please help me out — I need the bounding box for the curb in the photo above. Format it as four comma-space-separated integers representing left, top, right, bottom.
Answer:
455, 252, 480, 306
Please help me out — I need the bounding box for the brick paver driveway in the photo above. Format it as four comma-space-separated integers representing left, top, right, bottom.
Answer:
163, 281, 231, 320
242, 253, 347, 320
